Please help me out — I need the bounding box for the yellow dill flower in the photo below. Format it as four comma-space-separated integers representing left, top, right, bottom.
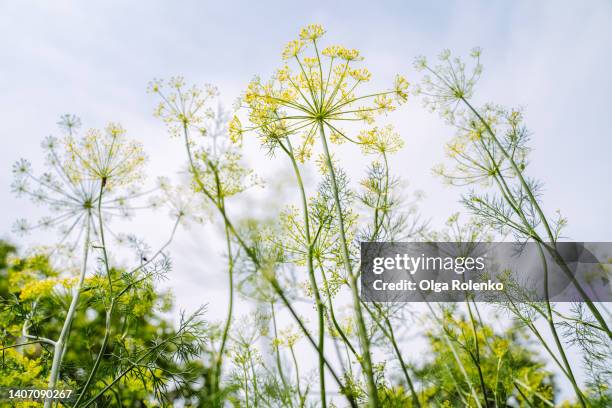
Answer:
150, 178, 209, 227
149, 77, 219, 137
350, 68, 372, 82
279, 326, 301, 348
12, 116, 151, 248
394, 75, 410, 102
329, 128, 347, 144
228, 115, 243, 144
468, 128, 482, 140
294, 139, 314, 163
282, 39, 304, 60
66, 123, 147, 189
322, 45, 343, 58
338, 47, 362, 61
299, 23, 325, 40
374, 94, 396, 113
357, 125, 404, 155
235, 23, 408, 158
355, 107, 375, 124
20, 277, 60, 301
275, 65, 291, 81
445, 135, 468, 157
303, 56, 318, 68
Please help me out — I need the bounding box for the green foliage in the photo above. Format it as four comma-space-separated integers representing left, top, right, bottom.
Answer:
416, 311, 554, 407
0, 243, 208, 407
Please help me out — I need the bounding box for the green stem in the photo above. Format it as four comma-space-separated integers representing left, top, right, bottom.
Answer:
318, 123, 379, 408
426, 304, 483, 408
465, 294, 490, 407
290, 344, 304, 407
476, 133, 586, 404
214, 195, 234, 395
535, 243, 587, 407
504, 293, 569, 378
181, 123, 356, 408
462, 97, 610, 337
74, 303, 114, 407
97, 180, 113, 296
45, 216, 91, 408
362, 301, 421, 408
271, 302, 292, 407
73, 182, 115, 407
318, 263, 358, 357
281, 139, 326, 407
75, 217, 182, 406
81, 322, 192, 408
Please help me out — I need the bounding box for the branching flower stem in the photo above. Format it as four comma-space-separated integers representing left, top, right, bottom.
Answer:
535, 243, 587, 407
464, 297, 490, 408
317, 262, 358, 357
22, 303, 56, 348
290, 342, 305, 406
470, 123, 587, 405
421, 300, 483, 408
359, 152, 421, 406
280, 138, 327, 406
461, 106, 589, 404
181, 124, 357, 408
318, 123, 380, 408
461, 97, 610, 338
504, 293, 569, 377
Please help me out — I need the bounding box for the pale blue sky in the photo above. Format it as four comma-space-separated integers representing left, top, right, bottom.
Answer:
1, 0, 611, 400
2, 0, 611, 242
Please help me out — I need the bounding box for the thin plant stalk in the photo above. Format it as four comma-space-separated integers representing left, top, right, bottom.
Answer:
180, 123, 357, 407
290, 343, 305, 407
270, 302, 292, 407
318, 123, 380, 407
461, 97, 610, 337
423, 301, 483, 408
80, 309, 201, 408
214, 197, 234, 396
535, 242, 587, 407
318, 263, 357, 357
465, 299, 490, 408
361, 301, 421, 407
74, 216, 182, 406
45, 214, 91, 408
469, 124, 588, 404
280, 138, 327, 406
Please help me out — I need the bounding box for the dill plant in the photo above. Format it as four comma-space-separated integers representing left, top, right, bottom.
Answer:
230, 23, 409, 408
6, 116, 206, 407
416, 49, 612, 406
2, 22, 605, 408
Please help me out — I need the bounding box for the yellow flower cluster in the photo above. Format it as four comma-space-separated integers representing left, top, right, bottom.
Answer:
19, 276, 75, 301
65, 123, 147, 189
299, 23, 325, 40
149, 76, 219, 138
234, 23, 409, 162
274, 326, 301, 348
282, 39, 305, 60
357, 125, 404, 155
445, 137, 467, 158
228, 116, 243, 144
